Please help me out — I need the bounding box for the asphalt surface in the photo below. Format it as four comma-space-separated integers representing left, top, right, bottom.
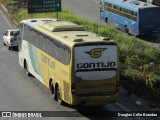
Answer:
62, 0, 100, 23
0, 1, 159, 120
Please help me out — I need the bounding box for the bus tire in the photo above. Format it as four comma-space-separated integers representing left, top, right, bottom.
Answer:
24, 60, 31, 76
56, 85, 64, 105
124, 25, 129, 34
105, 17, 108, 23
50, 81, 56, 99
3, 43, 6, 46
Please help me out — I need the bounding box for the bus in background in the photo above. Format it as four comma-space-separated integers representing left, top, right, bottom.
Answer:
18, 18, 119, 106
151, 0, 160, 6
100, 0, 160, 36
145, 0, 160, 6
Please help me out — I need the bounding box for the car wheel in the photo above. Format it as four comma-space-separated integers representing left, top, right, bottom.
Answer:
8, 46, 11, 50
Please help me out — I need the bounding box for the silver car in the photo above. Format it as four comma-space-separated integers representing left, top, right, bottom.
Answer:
3, 29, 19, 50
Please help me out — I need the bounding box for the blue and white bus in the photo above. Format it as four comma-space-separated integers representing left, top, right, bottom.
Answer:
100, 0, 160, 36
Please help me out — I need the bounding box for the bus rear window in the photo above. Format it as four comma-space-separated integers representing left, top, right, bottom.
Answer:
74, 45, 118, 80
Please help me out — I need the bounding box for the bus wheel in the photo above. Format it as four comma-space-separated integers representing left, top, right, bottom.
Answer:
105, 17, 108, 23
124, 25, 129, 34
50, 81, 56, 100
56, 85, 64, 105
24, 61, 31, 76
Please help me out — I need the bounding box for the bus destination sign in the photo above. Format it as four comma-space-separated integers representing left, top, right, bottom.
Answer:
28, 0, 61, 14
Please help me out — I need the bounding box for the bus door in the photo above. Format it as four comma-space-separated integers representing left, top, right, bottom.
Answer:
74, 44, 118, 96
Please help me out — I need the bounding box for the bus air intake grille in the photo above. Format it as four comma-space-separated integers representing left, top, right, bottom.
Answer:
63, 80, 69, 101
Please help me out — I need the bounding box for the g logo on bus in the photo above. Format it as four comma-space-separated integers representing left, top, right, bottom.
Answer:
85, 48, 107, 58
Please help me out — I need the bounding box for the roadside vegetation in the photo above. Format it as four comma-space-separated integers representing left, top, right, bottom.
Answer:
2, 0, 160, 106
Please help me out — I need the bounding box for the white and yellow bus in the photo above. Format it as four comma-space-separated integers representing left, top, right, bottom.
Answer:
18, 18, 119, 106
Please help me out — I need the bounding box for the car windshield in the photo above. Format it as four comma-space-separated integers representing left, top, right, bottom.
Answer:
10, 31, 15, 36
10, 31, 17, 36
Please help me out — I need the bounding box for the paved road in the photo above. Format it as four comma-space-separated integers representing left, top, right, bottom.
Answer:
62, 0, 100, 23
0, 4, 158, 120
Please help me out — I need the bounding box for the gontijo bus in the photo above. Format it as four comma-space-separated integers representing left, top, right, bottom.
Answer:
100, 0, 160, 35
18, 18, 119, 106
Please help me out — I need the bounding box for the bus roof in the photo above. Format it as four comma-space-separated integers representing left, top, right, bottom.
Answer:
21, 18, 114, 46
107, 0, 158, 11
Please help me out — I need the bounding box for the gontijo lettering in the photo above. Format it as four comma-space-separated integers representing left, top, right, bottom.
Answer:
77, 62, 116, 69
41, 54, 55, 69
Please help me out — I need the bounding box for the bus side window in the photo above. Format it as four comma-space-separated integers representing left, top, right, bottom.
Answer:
100, 1, 104, 12
113, 5, 116, 9
132, 11, 137, 17
108, 3, 113, 8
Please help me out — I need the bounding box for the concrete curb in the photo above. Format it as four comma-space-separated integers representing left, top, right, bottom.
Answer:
1, 4, 8, 13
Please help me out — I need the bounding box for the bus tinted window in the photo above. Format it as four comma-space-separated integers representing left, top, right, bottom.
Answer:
23, 24, 70, 65
104, 2, 137, 21
114, 5, 120, 11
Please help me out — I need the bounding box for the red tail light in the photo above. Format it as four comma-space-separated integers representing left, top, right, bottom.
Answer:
71, 83, 76, 93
